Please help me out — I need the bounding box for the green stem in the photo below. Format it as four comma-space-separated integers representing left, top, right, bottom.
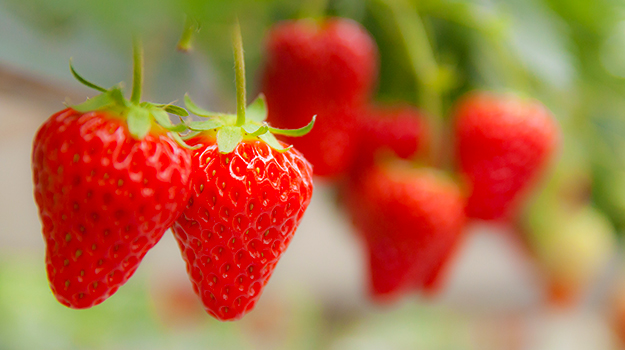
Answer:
419, 1, 530, 92
379, 0, 444, 166
177, 16, 197, 52
388, 0, 440, 115
232, 18, 246, 127
130, 37, 144, 104
298, 0, 329, 19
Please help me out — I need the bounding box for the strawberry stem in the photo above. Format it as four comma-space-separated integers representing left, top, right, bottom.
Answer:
379, 0, 445, 167
177, 16, 197, 52
130, 37, 144, 105
232, 18, 246, 127
298, 0, 328, 19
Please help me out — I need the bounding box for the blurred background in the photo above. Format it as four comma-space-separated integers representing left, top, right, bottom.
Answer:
3, 0, 625, 348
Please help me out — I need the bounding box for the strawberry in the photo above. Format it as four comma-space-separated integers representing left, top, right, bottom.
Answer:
172, 137, 313, 321
262, 18, 378, 120
351, 104, 429, 174
31, 47, 193, 309
345, 163, 465, 299
261, 18, 378, 178
171, 23, 314, 321
454, 92, 559, 221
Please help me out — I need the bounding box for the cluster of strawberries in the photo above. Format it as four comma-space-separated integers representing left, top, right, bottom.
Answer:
261, 18, 560, 300
31, 16, 559, 321
32, 29, 314, 321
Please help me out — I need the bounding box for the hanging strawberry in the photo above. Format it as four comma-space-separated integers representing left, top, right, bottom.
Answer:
171, 20, 315, 321
32, 40, 193, 309
454, 92, 559, 221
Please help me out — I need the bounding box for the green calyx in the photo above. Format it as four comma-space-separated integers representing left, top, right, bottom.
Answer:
184, 93, 315, 154
182, 19, 315, 155
67, 40, 191, 147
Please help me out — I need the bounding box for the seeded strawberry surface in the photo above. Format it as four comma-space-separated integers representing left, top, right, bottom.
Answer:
172, 138, 313, 321
32, 108, 192, 308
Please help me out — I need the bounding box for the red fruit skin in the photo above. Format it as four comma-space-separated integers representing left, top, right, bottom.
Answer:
263, 18, 378, 120
454, 93, 559, 221
280, 104, 360, 177
352, 104, 429, 174
171, 138, 313, 321
32, 109, 192, 308
262, 18, 378, 178
346, 165, 466, 299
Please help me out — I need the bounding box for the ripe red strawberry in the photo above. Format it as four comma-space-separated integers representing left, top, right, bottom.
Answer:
172, 138, 313, 321
351, 104, 429, 174
454, 92, 559, 220
345, 163, 466, 299
32, 52, 193, 308
171, 23, 315, 321
262, 18, 378, 178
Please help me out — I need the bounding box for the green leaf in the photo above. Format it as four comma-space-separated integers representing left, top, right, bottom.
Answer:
246, 93, 267, 122
126, 107, 151, 139
248, 125, 269, 136
109, 87, 128, 107
170, 132, 201, 150
242, 122, 268, 135
260, 132, 291, 153
181, 130, 201, 140
268, 115, 316, 137
187, 119, 225, 131
217, 126, 243, 154
71, 93, 114, 112
69, 58, 107, 93
151, 109, 187, 132
158, 104, 189, 116
184, 93, 222, 118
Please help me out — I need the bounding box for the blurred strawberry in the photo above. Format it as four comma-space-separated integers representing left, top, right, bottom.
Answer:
278, 104, 360, 177
351, 104, 429, 174
345, 163, 466, 299
454, 92, 559, 221
262, 18, 378, 178
262, 18, 378, 121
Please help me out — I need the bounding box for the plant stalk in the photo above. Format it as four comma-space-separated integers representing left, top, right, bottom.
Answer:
130, 37, 144, 104
232, 18, 246, 127
381, 0, 445, 167
177, 16, 197, 52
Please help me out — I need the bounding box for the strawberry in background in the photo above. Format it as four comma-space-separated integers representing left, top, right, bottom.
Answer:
276, 104, 361, 177
351, 103, 429, 175
454, 92, 559, 221
345, 163, 465, 299
262, 18, 378, 178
